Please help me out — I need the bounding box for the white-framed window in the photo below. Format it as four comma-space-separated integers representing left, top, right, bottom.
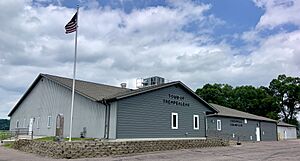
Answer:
36, 117, 40, 129
47, 116, 52, 128
244, 119, 247, 124
193, 115, 199, 130
16, 120, 19, 128
23, 118, 26, 128
171, 112, 178, 129
217, 119, 222, 131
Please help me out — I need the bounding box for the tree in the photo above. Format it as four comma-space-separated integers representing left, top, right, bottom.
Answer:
268, 75, 300, 125
196, 83, 281, 120
0, 119, 10, 130
195, 83, 233, 107
230, 86, 280, 120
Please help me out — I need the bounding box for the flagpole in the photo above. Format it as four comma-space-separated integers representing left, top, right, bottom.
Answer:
69, 5, 79, 142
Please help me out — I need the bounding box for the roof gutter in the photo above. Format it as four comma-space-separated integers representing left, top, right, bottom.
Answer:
206, 114, 277, 123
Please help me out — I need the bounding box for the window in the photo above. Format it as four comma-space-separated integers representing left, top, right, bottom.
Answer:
217, 120, 221, 131
16, 120, 19, 128
47, 116, 52, 128
171, 113, 178, 129
193, 115, 199, 130
244, 119, 247, 124
36, 117, 40, 129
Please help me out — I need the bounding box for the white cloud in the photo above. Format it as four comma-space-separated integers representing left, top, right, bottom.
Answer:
250, 30, 300, 72
254, 0, 300, 29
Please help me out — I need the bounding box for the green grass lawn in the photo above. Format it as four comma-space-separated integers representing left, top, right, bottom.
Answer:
0, 130, 13, 149
34, 136, 56, 141
3, 143, 13, 148
0, 130, 11, 141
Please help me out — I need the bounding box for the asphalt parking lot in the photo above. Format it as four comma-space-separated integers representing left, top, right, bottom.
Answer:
1, 140, 300, 161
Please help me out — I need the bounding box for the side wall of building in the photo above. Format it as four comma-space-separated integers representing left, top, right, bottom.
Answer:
277, 126, 297, 140
207, 116, 277, 141
108, 101, 117, 139
9, 77, 106, 138
207, 116, 259, 141
116, 85, 213, 139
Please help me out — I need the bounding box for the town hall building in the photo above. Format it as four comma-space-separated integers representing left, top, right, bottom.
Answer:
8, 74, 278, 141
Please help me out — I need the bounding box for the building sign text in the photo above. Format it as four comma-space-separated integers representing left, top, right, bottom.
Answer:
230, 120, 243, 127
163, 94, 190, 107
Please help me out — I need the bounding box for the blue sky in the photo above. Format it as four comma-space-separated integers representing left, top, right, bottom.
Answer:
35, 0, 265, 48
0, 0, 299, 118
31, 0, 298, 52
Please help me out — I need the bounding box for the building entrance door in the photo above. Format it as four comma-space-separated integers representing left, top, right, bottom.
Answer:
256, 127, 261, 141
284, 130, 287, 139
56, 114, 64, 140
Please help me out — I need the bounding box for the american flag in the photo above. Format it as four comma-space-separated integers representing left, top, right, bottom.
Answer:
65, 12, 78, 34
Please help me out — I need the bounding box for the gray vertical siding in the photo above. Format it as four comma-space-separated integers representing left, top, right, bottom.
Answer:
207, 116, 258, 141
108, 101, 117, 139
9, 77, 106, 138
116, 85, 213, 139
207, 116, 277, 141
277, 126, 297, 140
260, 121, 277, 141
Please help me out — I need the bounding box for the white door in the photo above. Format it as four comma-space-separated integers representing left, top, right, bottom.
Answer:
29, 118, 34, 131
28, 118, 34, 136
256, 127, 261, 141
284, 130, 287, 139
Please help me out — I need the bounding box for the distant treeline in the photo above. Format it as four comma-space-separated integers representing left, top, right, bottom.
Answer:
0, 119, 10, 130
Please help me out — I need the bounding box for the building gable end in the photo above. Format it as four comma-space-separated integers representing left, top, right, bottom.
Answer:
8, 74, 98, 117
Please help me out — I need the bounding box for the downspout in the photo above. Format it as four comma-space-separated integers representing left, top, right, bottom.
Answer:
107, 103, 111, 139
103, 100, 108, 139
102, 99, 110, 139
204, 112, 207, 138
276, 122, 279, 141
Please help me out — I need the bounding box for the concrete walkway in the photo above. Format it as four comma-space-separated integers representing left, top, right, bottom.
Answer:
1, 140, 300, 161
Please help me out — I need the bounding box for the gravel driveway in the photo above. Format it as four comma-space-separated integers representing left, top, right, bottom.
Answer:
1, 140, 300, 161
